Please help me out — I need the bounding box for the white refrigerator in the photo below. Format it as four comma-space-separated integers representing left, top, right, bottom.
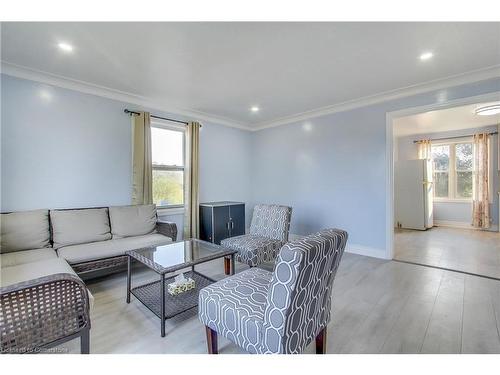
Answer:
395, 159, 434, 230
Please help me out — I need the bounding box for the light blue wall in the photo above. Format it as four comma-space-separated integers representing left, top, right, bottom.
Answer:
251, 78, 500, 251
397, 125, 499, 227
2, 74, 499, 255
1, 75, 253, 229
161, 121, 253, 239
1, 76, 133, 210
198, 121, 252, 224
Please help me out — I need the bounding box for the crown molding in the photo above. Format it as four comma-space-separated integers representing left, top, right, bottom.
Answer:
2, 61, 499, 133
0, 61, 252, 131
252, 65, 500, 131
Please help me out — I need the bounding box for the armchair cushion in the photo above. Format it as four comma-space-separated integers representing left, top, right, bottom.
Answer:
109, 204, 157, 238
221, 235, 283, 267
199, 268, 273, 354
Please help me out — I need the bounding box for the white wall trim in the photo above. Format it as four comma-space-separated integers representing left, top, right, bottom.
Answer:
434, 220, 499, 232
433, 220, 475, 229
0, 61, 251, 131
289, 233, 388, 260
346, 243, 389, 260
386, 91, 500, 260
253, 65, 500, 131
3, 61, 499, 133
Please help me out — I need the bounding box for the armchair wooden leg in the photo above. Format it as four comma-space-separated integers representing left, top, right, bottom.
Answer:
224, 257, 231, 275
205, 326, 218, 354
315, 327, 327, 354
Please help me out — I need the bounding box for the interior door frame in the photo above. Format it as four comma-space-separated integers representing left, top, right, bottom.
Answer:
385, 91, 500, 260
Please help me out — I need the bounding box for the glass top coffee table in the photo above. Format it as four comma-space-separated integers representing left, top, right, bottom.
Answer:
126, 239, 237, 337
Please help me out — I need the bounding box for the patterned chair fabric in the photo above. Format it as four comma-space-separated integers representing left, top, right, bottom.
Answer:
220, 235, 283, 267
220, 204, 292, 267
249, 204, 292, 242
199, 228, 348, 354
198, 267, 272, 353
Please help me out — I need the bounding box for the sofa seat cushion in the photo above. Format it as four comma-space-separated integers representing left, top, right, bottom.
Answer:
199, 268, 273, 354
0, 209, 50, 253
1, 248, 58, 268
50, 208, 112, 249
0, 258, 94, 310
109, 205, 157, 238
57, 233, 172, 264
221, 235, 284, 267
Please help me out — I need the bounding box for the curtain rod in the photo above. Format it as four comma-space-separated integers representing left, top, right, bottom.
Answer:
413, 131, 498, 143
124, 109, 189, 126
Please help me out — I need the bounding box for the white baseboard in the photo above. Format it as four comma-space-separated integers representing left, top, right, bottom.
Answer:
434, 220, 499, 232
288, 233, 389, 260
346, 243, 389, 260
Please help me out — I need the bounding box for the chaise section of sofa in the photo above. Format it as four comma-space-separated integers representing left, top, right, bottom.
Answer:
0, 209, 92, 353
0, 204, 178, 354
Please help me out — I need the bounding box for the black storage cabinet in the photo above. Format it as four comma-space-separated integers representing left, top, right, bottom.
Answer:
199, 201, 245, 245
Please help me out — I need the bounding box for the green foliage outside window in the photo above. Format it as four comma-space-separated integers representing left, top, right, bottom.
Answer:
153, 170, 184, 207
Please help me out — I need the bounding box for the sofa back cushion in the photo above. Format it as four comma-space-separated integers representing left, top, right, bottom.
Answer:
50, 208, 112, 249
109, 205, 157, 238
0, 209, 51, 253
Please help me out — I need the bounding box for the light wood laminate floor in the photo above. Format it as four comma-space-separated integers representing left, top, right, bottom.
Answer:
57, 252, 500, 354
394, 227, 500, 279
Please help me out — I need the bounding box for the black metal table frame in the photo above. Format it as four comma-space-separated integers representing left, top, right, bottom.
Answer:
126, 244, 236, 337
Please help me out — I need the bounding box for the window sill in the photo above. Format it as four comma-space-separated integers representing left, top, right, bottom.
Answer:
157, 206, 185, 216
434, 199, 472, 204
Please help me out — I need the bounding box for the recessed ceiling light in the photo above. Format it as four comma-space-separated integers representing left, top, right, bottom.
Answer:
250, 106, 260, 112
475, 104, 500, 116
302, 122, 313, 132
58, 42, 74, 52
419, 52, 433, 61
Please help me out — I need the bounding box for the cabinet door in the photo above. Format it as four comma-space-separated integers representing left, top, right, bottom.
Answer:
213, 206, 230, 245
229, 204, 245, 237
199, 206, 213, 243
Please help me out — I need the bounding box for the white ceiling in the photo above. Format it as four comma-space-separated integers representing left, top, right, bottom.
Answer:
1, 22, 500, 129
394, 101, 500, 137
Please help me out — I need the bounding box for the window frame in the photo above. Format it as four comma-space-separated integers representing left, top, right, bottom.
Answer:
151, 120, 186, 211
431, 137, 473, 203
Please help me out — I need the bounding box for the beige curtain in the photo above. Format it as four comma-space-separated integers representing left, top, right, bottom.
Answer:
472, 133, 490, 229
417, 139, 432, 159
184, 121, 201, 239
131, 112, 153, 205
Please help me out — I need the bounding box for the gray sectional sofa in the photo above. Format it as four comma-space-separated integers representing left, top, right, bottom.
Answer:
0, 204, 177, 354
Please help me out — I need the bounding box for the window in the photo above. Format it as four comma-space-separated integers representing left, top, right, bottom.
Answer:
431, 140, 473, 200
151, 124, 185, 208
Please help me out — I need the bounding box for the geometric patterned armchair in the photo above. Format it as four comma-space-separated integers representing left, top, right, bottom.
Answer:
199, 228, 348, 354
221, 204, 292, 269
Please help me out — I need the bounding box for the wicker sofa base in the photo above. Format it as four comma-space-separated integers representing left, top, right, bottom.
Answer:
71, 255, 129, 275
0, 273, 91, 354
